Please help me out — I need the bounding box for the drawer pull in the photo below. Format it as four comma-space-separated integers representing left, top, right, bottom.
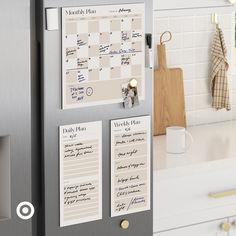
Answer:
209, 190, 236, 198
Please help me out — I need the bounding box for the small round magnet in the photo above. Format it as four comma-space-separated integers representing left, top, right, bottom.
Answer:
129, 78, 138, 88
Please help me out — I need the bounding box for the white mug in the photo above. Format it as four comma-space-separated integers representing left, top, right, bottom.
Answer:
166, 126, 194, 154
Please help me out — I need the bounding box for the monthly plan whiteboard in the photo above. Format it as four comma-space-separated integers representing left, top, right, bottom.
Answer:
62, 3, 145, 109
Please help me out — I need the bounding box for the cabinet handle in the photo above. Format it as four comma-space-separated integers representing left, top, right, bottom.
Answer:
221, 222, 231, 232
209, 190, 236, 199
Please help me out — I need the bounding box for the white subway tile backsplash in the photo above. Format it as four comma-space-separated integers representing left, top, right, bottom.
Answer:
220, 14, 233, 30
209, 31, 215, 41
228, 48, 233, 66
185, 96, 195, 111
182, 64, 195, 80
166, 33, 182, 50
195, 79, 210, 95
232, 75, 236, 90
195, 94, 212, 109
154, 12, 235, 126
194, 32, 211, 48
183, 17, 194, 32
166, 50, 182, 66
186, 111, 196, 126
195, 108, 219, 125
232, 91, 236, 105
232, 106, 236, 120
217, 109, 232, 122
224, 30, 232, 47
155, 17, 169, 34
183, 49, 195, 64
195, 16, 209, 32
195, 47, 211, 63
195, 63, 210, 79
184, 80, 195, 95
228, 76, 232, 90
183, 33, 195, 48
169, 17, 183, 33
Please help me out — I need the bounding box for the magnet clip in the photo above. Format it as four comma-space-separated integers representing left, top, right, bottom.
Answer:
46, 8, 59, 31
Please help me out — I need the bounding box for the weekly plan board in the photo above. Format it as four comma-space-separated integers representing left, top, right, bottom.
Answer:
111, 116, 151, 217
62, 3, 145, 109
59, 121, 102, 227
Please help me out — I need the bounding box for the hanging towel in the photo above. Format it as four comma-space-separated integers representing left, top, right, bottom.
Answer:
210, 27, 231, 111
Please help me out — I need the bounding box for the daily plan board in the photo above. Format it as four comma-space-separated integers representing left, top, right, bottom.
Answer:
62, 3, 145, 109
59, 121, 102, 227
111, 116, 151, 217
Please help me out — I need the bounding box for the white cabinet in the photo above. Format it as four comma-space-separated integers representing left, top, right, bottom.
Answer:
154, 0, 234, 11
154, 217, 236, 236
154, 219, 228, 236
154, 168, 236, 232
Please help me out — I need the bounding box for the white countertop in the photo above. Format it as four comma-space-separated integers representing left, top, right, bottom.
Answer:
153, 120, 236, 179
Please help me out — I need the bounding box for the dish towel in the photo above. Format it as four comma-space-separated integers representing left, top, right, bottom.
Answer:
210, 27, 231, 111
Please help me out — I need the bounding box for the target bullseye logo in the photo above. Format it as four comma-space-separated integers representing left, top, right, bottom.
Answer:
16, 202, 35, 220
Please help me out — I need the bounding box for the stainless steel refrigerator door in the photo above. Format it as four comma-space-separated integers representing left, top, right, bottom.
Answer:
37, 0, 153, 235
0, 0, 35, 235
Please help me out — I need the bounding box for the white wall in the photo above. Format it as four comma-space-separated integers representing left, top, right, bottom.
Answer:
154, 11, 236, 126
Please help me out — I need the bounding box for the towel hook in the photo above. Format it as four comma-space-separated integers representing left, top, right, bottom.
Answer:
211, 13, 219, 28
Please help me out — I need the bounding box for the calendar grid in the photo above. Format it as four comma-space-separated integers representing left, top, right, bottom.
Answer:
62, 4, 145, 108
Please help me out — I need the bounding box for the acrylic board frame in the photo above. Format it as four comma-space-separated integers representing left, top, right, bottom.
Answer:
59, 121, 103, 227
110, 115, 151, 217
61, 3, 146, 109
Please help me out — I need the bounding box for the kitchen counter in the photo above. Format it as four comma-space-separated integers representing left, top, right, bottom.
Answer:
153, 120, 236, 180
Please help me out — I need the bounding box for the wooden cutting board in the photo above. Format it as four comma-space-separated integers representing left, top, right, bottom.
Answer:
154, 44, 186, 135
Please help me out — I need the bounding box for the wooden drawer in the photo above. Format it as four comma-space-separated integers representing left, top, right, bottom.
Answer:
154, 168, 236, 232
153, 219, 227, 236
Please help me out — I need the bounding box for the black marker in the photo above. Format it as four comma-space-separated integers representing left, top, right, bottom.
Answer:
146, 34, 153, 68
